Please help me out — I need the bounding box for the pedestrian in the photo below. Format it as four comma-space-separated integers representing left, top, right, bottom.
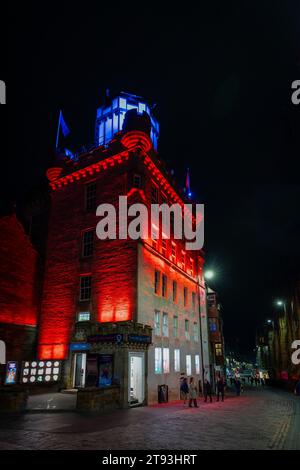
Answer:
180, 377, 189, 405
216, 376, 225, 402
234, 378, 241, 396
203, 378, 212, 403
294, 378, 300, 396
188, 377, 198, 407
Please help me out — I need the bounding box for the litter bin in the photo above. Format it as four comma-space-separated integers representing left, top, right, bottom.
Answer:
158, 384, 168, 403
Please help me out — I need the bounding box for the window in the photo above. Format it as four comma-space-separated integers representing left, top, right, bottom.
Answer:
151, 224, 159, 250
82, 230, 93, 257
184, 287, 188, 307
181, 251, 186, 270
172, 280, 177, 302
171, 242, 176, 263
174, 349, 180, 372
161, 238, 167, 257
155, 348, 162, 374
154, 270, 161, 294
85, 182, 96, 212
185, 319, 190, 340
133, 174, 141, 188
193, 322, 199, 342
78, 312, 91, 322
163, 348, 170, 373
151, 184, 159, 203
215, 343, 222, 357
162, 274, 167, 297
209, 318, 218, 332
190, 258, 195, 276
154, 310, 161, 336
192, 292, 196, 311
173, 316, 178, 337
195, 355, 200, 375
162, 313, 169, 337
80, 276, 91, 301
186, 355, 192, 376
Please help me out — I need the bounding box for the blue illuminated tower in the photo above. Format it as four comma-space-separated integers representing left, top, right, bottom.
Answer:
95, 91, 159, 151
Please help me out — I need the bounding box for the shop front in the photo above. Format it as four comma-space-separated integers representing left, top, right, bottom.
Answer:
67, 322, 152, 409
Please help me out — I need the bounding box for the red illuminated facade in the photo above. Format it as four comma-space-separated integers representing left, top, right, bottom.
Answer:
0, 214, 39, 361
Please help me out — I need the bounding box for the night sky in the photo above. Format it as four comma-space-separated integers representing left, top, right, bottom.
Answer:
2, 3, 300, 358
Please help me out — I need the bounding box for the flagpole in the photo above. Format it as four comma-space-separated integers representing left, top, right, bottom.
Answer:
55, 110, 62, 151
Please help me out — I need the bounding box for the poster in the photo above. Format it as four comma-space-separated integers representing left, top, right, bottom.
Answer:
98, 354, 113, 387
5, 361, 17, 385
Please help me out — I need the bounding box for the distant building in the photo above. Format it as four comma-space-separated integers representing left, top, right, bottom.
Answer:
256, 280, 300, 382
206, 287, 225, 383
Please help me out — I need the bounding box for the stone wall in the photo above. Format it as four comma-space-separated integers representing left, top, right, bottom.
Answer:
76, 385, 120, 412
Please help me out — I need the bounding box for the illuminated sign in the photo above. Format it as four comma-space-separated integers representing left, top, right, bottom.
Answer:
5, 361, 18, 384
21, 360, 61, 384
70, 343, 91, 351
88, 334, 123, 343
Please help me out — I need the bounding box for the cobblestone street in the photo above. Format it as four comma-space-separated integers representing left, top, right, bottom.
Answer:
0, 387, 299, 450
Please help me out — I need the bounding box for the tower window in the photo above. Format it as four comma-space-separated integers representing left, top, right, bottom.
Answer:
82, 230, 93, 257
80, 276, 92, 301
133, 174, 141, 188
85, 182, 96, 212
162, 274, 168, 297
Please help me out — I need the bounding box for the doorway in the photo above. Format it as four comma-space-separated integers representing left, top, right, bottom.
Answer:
129, 352, 145, 406
73, 353, 87, 388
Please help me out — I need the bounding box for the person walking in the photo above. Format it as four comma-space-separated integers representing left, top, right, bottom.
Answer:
216, 376, 225, 402
180, 377, 189, 405
203, 378, 212, 403
234, 377, 241, 396
188, 377, 198, 407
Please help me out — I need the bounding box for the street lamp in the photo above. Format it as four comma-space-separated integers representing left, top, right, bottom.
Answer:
275, 300, 287, 315
204, 270, 214, 280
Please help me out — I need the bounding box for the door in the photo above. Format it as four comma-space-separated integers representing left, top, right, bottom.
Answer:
73, 353, 87, 388
129, 352, 145, 405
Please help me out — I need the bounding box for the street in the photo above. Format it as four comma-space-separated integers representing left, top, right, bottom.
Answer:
0, 386, 299, 450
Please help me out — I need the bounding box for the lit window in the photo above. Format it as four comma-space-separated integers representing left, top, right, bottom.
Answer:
162, 274, 168, 297
99, 122, 104, 145
155, 348, 162, 374
154, 310, 161, 336
195, 355, 200, 375
172, 280, 177, 302
181, 251, 186, 270
119, 97, 126, 109
173, 316, 178, 337
163, 348, 170, 373
174, 349, 180, 372
161, 238, 167, 257
78, 312, 90, 322
138, 102, 146, 113
80, 276, 91, 301
184, 287, 188, 307
133, 174, 141, 188
154, 270, 161, 294
193, 322, 199, 342
152, 224, 159, 250
105, 116, 112, 141
190, 258, 194, 276
186, 355, 192, 376
82, 230, 93, 257
162, 313, 169, 337
185, 319, 190, 340
171, 242, 176, 263
151, 184, 159, 203
215, 343, 222, 357
192, 292, 196, 311
209, 318, 218, 332
85, 182, 96, 212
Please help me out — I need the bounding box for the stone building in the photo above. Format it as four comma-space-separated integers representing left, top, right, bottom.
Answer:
206, 287, 225, 384
0, 213, 39, 365
38, 92, 211, 406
